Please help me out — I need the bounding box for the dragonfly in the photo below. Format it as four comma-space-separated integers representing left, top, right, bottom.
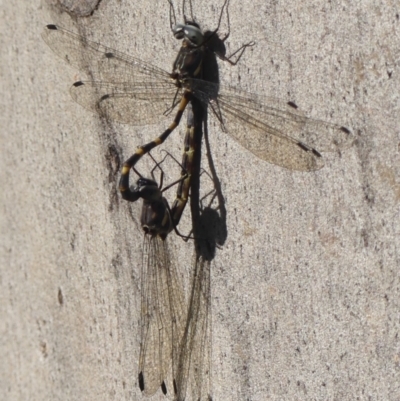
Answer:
127, 153, 188, 397
41, 1, 354, 399
41, 4, 353, 202
131, 153, 214, 401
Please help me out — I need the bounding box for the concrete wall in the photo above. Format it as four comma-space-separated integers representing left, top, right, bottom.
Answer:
1, 0, 399, 400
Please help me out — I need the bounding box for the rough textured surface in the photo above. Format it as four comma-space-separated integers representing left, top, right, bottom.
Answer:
1, 0, 399, 400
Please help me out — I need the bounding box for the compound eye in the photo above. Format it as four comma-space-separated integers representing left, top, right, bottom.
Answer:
137, 177, 157, 188
173, 23, 204, 45
183, 24, 203, 45
173, 24, 185, 39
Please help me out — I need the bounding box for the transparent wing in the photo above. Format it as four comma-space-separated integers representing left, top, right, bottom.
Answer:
41, 24, 171, 83
190, 79, 354, 171
139, 235, 186, 397
42, 25, 354, 170
70, 81, 181, 125
174, 255, 212, 401
42, 24, 180, 126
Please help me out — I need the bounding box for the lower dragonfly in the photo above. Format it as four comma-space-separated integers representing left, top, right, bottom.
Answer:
131, 153, 215, 401
128, 152, 188, 397
125, 109, 212, 401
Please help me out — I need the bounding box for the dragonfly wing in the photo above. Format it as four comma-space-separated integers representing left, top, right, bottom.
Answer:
70, 81, 180, 125
139, 236, 172, 396
216, 84, 354, 152
174, 255, 212, 401
189, 79, 352, 170
188, 256, 212, 401
139, 236, 186, 397
214, 94, 324, 171
42, 25, 171, 83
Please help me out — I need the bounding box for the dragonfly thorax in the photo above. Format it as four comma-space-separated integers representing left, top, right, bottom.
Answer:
130, 178, 172, 239
134, 178, 162, 202
141, 197, 171, 240
172, 24, 206, 82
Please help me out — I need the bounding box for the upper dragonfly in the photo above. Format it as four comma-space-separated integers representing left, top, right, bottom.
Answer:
41, 19, 353, 175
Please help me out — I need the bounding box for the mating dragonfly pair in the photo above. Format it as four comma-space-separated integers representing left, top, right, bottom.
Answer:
42, 0, 353, 398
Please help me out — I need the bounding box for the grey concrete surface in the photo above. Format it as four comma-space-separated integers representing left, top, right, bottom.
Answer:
1, 0, 399, 400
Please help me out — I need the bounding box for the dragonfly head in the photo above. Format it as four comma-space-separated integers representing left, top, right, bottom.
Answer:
173, 23, 204, 47
132, 178, 162, 202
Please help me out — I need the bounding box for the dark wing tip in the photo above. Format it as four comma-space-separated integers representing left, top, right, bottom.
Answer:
312, 148, 322, 158
297, 141, 310, 152
161, 381, 167, 395
46, 24, 58, 30
138, 371, 144, 392
297, 141, 322, 158
73, 81, 84, 87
